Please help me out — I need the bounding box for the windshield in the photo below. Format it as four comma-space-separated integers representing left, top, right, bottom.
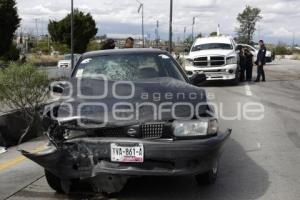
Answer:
73, 53, 186, 81
64, 55, 71, 60
192, 43, 233, 52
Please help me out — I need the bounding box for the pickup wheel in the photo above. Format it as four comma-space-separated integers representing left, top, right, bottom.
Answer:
45, 170, 64, 194
195, 160, 219, 185
231, 68, 240, 85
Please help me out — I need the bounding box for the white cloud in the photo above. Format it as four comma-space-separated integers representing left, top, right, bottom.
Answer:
271, 27, 293, 37
15, 0, 300, 44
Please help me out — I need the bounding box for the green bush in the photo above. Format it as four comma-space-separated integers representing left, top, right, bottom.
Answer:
87, 40, 100, 51
52, 43, 70, 54
0, 44, 20, 61
0, 63, 49, 117
31, 40, 51, 54
273, 44, 293, 55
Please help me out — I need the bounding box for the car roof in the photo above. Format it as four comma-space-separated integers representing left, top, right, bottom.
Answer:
82, 48, 168, 58
194, 36, 232, 45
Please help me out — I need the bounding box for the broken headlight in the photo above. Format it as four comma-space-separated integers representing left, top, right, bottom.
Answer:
185, 58, 194, 66
172, 119, 218, 137
63, 130, 87, 140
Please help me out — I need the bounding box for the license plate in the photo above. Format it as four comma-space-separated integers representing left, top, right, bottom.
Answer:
110, 143, 144, 163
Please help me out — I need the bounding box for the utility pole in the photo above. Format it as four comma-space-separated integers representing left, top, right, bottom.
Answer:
217, 24, 220, 36
192, 17, 196, 41
137, 0, 144, 48
35, 18, 39, 46
71, 0, 74, 69
155, 20, 159, 48
169, 0, 173, 53
258, 25, 261, 40
183, 26, 186, 44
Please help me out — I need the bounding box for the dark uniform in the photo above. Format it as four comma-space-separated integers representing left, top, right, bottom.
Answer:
245, 50, 253, 81
239, 51, 246, 82
255, 46, 266, 82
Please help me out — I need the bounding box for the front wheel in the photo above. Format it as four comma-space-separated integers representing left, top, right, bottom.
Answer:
45, 170, 64, 193
195, 160, 219, 185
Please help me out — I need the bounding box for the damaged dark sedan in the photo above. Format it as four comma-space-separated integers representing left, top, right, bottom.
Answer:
22, 49, 231, 195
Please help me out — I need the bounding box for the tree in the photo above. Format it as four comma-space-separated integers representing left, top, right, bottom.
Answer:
184, 35, 194, 47
0, 63, 49, 144
0, 0, 21, 59
236, 5, 262, 44
196, 33, 203, 39
48, 9, 98, 53
210, 32, 218, 37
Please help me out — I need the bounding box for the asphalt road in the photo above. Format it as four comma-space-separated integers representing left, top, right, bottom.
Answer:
0, 59, 300, 200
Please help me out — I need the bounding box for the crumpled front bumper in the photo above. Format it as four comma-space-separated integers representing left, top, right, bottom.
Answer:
22, 129, 231, 179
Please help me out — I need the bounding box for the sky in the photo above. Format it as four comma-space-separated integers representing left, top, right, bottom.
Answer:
16, 0, 300, 45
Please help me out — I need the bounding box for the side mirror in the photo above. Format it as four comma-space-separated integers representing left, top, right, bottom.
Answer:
189, 73, 206, 85
49, 82, 65, 93
235, 45, 241, 51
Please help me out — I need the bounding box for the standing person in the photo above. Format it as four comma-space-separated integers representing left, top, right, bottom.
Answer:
124, 37, 134, 48
255, 40, 267, 82
245, 48, 254, 81
239, 47, 246, 82
101, 39, 116, 50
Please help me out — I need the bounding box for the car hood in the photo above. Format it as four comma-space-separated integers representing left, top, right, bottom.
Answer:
50, 78, 208, 128
188, 49, 235, 58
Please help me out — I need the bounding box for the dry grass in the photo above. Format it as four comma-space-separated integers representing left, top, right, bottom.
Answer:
27, 54, 63, 65
292, 53, 300, 60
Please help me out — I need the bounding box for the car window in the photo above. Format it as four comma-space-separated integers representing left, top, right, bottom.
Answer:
64, 55, 71, 60
192, 43, 233, 52
73, 53, 186, 81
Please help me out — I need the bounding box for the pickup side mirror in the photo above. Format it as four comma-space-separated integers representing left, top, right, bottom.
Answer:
235, 46, 241, 52
189, 73, 206, 85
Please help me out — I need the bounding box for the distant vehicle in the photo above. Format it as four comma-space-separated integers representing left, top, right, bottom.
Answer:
185, 36, 240, 84
57, 54, 81, 69
237, 44, 273, 63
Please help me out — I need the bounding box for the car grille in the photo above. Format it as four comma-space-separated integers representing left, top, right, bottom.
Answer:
210, 56, 225, 66
194, 57, 208, 66
141, 123, 164, 139
101, 128, 125, 137
193, 56, 225, 67
96, 123, 169, 139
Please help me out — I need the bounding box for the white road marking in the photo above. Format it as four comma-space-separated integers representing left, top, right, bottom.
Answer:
245, 84, 253, 96
257, 142, 261, 149
0, 147, 7, 155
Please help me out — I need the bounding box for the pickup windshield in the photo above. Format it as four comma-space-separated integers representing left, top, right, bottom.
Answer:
192, 43, 233, 52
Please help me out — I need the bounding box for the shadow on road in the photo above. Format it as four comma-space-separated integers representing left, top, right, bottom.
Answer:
118, 138, 270, 200
5, 140, 269, 200
198, 80, 240, 87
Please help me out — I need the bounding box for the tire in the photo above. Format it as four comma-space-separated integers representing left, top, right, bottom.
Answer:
231, 72, 240, 85
44, 170, 64, 193
230, 66, 240, 85
89, 175, 128, 195
195, 160, 219, 185
0, 132, 6, 147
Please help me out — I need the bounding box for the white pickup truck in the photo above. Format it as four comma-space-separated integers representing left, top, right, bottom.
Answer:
185, 36, 240, 84
57, 54, 81, 69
